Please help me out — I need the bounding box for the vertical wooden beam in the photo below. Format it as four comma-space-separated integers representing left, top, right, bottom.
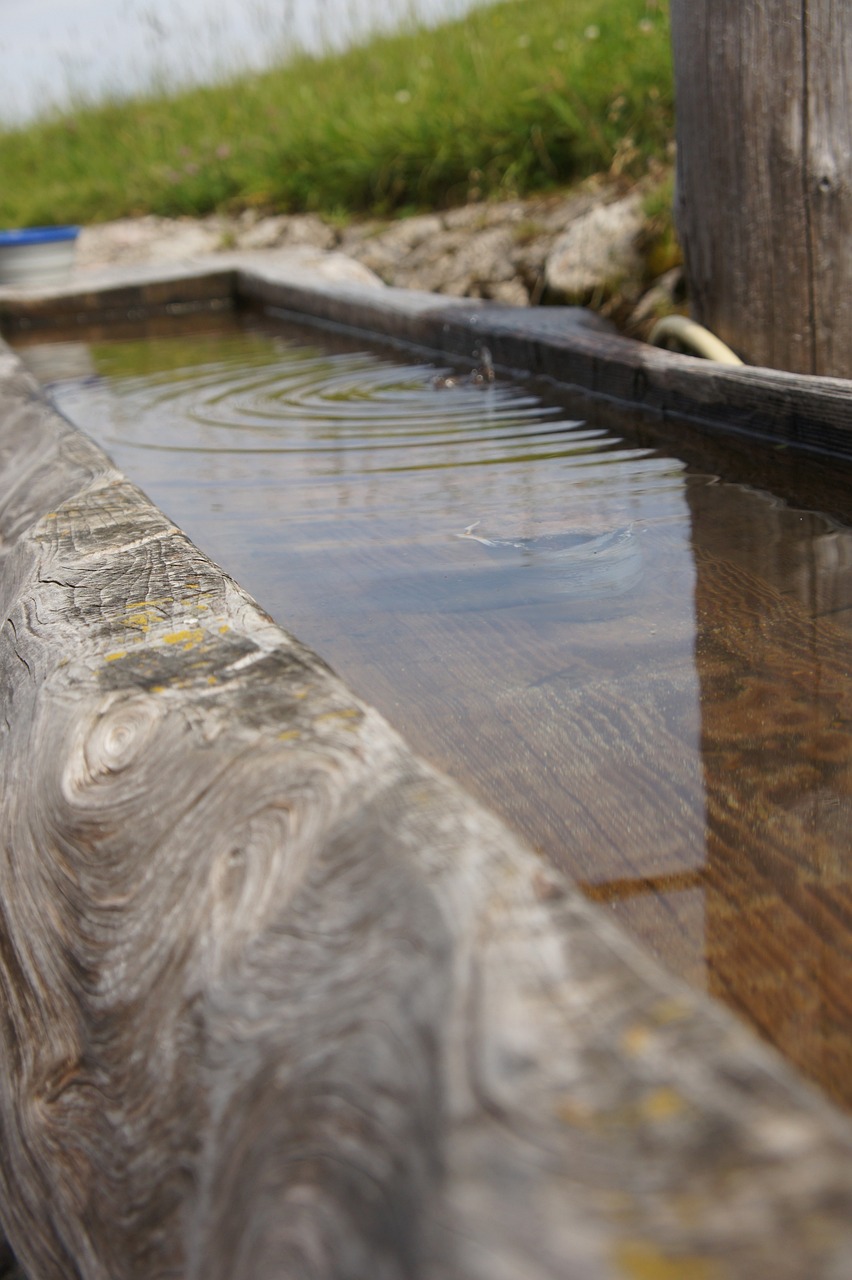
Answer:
806, 1, 852, 375
671, 1, 852, 376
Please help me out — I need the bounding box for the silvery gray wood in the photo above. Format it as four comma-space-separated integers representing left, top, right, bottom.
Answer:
671, 1, 852, 376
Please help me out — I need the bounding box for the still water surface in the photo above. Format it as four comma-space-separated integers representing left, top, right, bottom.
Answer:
22, 314, 852, 1110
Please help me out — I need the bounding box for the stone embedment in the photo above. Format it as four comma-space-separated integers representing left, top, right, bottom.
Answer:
75, 183, 671, 319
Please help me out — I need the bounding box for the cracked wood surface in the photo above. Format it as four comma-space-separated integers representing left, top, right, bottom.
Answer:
1, 343, 852, 1277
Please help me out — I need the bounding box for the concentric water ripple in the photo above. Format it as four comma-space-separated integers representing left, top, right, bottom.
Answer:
102, 347, 600, 464
49, 332, 685, 524
40, 323, 691, 602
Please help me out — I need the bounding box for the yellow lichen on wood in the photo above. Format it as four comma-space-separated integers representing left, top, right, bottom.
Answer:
622, 1024, 653, 1057
640, 1087, 687, 1123
162, 628, 205, 651
316, 708, 361, 725
650, 998, 693, 1026
614, 1240, 726, 1280
127, 596, 174, 611
124, 604, 165, 633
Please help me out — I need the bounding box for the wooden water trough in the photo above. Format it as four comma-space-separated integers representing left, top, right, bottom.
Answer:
1, 259, 852, 1279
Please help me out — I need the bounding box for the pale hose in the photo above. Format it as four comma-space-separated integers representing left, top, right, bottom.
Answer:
648, 315, 744, 365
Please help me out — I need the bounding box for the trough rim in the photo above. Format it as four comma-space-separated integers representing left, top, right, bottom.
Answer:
2, 255, 852, 465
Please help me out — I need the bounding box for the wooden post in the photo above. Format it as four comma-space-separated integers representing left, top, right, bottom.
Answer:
670, 1, 852, 376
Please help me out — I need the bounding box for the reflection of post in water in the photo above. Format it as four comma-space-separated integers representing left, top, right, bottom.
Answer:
688, 480, 852, 1110
578, 482, 852, 1111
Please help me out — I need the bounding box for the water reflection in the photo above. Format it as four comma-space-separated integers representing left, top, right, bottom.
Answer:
690, 481, 852, 1107
576, 476, 852, 1107
20, 316, 852, 1109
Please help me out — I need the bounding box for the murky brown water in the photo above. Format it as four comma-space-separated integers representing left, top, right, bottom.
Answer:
19, 313, 852, 1109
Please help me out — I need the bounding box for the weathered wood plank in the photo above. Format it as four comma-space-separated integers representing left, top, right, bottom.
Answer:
3, 319, 852, 1276
671, 1, 852, 375
0, 265, 234, 334
806, 0, 852, 373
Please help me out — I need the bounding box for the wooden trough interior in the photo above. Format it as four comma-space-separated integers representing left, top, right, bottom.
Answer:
1, 261, 852, 1279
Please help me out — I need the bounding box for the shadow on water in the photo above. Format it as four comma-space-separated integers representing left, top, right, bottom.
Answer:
17, 311, 852, 1111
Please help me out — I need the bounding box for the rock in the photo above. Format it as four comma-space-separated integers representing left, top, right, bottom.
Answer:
545, 192, 645, 304
76, 216, 227, 270
209, 247, 385, 290
413, 225, 520, 297
486, 278, 531, 306
442, 201, 520, 230
347, 220, 536, 301
236, 213, 336, 252
77, 212, 339, 270
271, 249, 383, 288
72, 183, 664, 322
342, 214, 444, 277
334, 218, 386, 251
443, 190, 597, 234
73, 213, 380, 291
338, 189, 622, 306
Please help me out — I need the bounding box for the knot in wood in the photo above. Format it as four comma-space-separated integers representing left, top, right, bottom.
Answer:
65, 695, 163, 798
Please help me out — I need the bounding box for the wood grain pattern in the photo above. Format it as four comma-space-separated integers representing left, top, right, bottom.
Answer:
806, 1, 852, 374
671, 1, 852, 375
4, 345, 852, 1277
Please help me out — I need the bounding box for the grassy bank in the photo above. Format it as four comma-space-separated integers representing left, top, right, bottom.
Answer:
0, 0, 672, 228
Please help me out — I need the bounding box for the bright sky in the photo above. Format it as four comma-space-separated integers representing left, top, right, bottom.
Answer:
0, 0, 492, 124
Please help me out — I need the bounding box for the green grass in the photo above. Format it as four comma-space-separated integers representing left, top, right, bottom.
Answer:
0, 0, 672, 228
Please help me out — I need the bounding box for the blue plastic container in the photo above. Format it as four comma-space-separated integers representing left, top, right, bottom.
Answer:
0, 225, 80, 287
